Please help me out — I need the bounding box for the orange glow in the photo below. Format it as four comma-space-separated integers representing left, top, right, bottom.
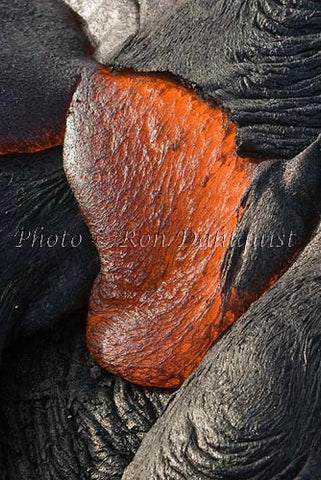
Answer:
0, 130, 65, 155
64, 66, 259, 387
223, 247, 303, 324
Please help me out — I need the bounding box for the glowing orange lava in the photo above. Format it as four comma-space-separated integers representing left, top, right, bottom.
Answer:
64, 66, 258, 387
0, 130, 65, 155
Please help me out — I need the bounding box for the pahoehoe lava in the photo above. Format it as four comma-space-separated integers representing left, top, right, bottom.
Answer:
64, 66, 281, 388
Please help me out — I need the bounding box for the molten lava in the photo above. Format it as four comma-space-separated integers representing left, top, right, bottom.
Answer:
0, 131, 65, 156
64, 66, 258, 387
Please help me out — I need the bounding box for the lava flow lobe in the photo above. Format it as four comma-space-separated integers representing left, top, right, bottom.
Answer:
64, 66, 257, 388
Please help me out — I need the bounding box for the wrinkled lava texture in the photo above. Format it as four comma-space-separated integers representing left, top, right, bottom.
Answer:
109, 0, 321, 160
0, 0, 95, 154
64, 66, 258, 387
1, 0, 321, 478
122, 215, 321, 480
0, 148, 99, 352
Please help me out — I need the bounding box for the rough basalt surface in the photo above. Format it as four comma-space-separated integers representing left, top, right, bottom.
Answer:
122, 218, 321, 480
0, 312, 172, 480
1, 1, 321, 479
108, 0, 321, 159
63, 0, 139, 63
